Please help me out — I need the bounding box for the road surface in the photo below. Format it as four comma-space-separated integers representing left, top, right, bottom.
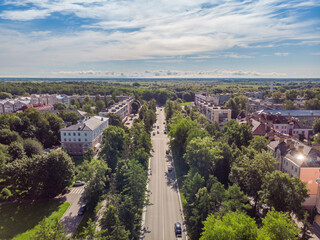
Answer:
60, 185, 86, 238
144, 107, 186, 240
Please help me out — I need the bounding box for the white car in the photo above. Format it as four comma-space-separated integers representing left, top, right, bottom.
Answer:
73, 181, 85, 187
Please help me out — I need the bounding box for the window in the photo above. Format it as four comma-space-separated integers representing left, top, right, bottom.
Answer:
78, 139, 81, 142
85, 133, 87, 136
73, 144, 76, 148
85, 139, 87, 142
78, 133, 80, 136
286, 162, 288, 166
64, 138, 67, 142
68, 133, 71, 136
295, 168, 297, 173
69, 138, 71, 141
73, 133, 76, 136
291, 166, 293, 170
74, 138, 76, 142
64, 133, 66, 136
79, 144, 82, 148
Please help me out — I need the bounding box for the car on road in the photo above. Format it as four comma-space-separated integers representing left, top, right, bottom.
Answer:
174, 222, 182, 237
78, 204, 87, 216
157, 131, 159, 134
164, 131, 167, 134
157, 126, 159, 129
163, 122, 165, 124
153, 132, 156, 136
168, 167, 173, 172
73, 181, 85, 187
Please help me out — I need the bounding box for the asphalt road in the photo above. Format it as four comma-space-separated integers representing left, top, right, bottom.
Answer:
60, 185, 85, 238
144, 107, 186, 240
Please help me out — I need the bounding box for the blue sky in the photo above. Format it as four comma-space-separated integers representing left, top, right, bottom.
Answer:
0, 0, 319, 78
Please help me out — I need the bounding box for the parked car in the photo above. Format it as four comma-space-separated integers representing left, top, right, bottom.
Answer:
73, 181, 85, 187
168, 167, 173, 172
153, 132, 156, 136
157, 131, 159, 134
174, 222, 182, 237
78, 205, 87, 216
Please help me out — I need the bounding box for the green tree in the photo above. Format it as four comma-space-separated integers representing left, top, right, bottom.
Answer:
184, 137, 222, 180
7, 141, 25, 161
100, 126, 129, 171
205, 122, 221, 138
285, 90, 298, 101
31, 218, 66, 240
313, 118, 320, 134
96, 100, 106, 113
60, 111, 81, 125
258, 208, 300, 240
220, 185, 251, 214
305, 98, 320, 110
131, 100, 140, 114
108, 113, 124, 128
0, 92, 12, 99
230, 150, 277, 209
83, 147, 95, 161
35, 150, 75, 197
53, 102, 68, 110
259, 171, 309, 218
249, 136, 270, 152
223, 119, 252, 148
0, 129, 21, 145
200, 211, 258, 240
23, 138, 44, 157
284, 100, 299, 110
272, 91, 282, 103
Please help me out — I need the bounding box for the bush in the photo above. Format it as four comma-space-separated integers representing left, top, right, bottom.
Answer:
23, 138, 44, 157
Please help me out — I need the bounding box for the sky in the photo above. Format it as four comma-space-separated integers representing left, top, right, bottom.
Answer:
0, 0, 319, 78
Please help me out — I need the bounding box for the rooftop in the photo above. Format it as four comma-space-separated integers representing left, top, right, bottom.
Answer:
61, 116, 108, 131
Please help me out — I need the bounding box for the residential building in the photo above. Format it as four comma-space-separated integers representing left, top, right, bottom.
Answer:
99, 96, 134, 120
257, 110, 320, 126
60, 116, 109, 155
246, 98, 283, 113
268, 138, 320, 208
196, 101, 232, 124
195, 93, 230, 106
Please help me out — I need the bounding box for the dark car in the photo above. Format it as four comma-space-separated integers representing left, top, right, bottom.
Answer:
174, 222, 182, 237
78, 205, 87, 216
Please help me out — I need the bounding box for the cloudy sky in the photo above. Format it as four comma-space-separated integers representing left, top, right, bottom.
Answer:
0, 0, 319, 78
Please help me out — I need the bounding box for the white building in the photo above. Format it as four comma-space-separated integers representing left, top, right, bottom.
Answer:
99, 96, 134, 120
60, 116, 109, 155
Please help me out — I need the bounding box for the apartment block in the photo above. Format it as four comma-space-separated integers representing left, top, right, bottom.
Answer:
60, 116, 109, 155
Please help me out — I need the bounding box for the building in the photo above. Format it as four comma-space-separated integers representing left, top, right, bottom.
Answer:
195, 93, 230, 106
196, 101, 232, 124
99, 96, 134, 120
246, 98, 283, 113
268, 138, 320, 208
257, 110, 320, 126
238, 112, 312, 140
60, 116, 109, 155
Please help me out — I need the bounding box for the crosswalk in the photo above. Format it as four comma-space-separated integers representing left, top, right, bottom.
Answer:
69, 188, 85, 194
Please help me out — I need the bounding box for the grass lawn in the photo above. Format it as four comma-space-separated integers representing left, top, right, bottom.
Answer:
0, 200, 70, 240
179, 102, 192, 106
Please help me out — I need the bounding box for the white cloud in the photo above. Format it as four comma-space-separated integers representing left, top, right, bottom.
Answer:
312, 52, 320, 55
0, 0, 319, 76
274, 52, 289, 56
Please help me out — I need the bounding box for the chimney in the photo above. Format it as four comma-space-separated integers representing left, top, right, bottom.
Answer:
298, 145, 304, 153
312, 144, 320, 152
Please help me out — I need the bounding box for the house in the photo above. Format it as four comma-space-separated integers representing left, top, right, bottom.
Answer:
60, 116, 109, 155
268, 138, 320, 208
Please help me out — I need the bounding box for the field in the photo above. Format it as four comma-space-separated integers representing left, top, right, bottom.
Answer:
0, 200, 70, 240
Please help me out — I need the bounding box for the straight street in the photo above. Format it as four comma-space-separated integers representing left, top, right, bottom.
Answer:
60, 185, 85, 238
144, 107, 186, 240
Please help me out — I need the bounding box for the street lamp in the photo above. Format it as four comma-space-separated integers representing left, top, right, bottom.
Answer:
315, 178, 320, 214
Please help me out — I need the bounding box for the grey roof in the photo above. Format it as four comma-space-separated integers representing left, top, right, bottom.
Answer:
257, 110, 320, 117
61, 116, 108, 131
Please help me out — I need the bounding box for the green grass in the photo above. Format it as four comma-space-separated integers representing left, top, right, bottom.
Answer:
0, 200, 70, 240
179, 102, 192, 106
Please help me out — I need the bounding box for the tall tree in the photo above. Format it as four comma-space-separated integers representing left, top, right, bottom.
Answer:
259, 171, 309, 219
258, 208, 300, 240
200, 211, 258, 240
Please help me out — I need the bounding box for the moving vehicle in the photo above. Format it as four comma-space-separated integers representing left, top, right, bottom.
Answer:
153, 132, 156, 136
174, 222, 182, 237
73, 181, 85, 187
78, 205, 87, 216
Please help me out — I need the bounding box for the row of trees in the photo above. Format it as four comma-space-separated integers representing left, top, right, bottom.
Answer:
166, 99, 310, 240
75, 101, 156, 239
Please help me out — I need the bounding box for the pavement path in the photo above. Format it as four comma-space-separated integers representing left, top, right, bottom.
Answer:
143, 107, 187, 240
60, 185, 86, 238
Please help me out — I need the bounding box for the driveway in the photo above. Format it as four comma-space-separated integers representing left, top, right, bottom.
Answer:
60, 185, 86, 238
